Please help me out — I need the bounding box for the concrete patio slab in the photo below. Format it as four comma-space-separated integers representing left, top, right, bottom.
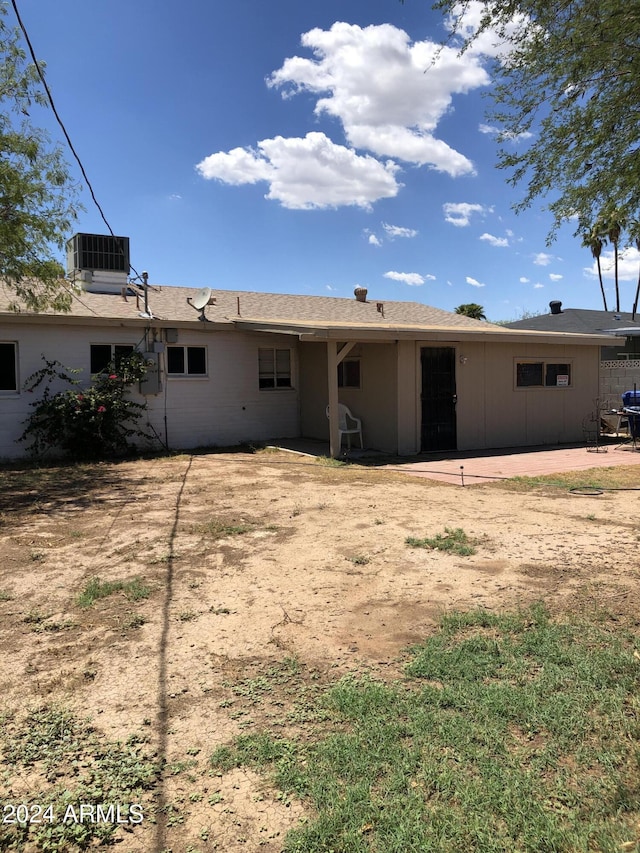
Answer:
266, 438, 640, 485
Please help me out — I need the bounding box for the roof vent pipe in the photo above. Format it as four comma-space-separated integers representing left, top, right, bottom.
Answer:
549, 300, 563, 315
354, 286, 368, 302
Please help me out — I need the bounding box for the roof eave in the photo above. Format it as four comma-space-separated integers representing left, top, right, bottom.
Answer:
233, 318, 613, 345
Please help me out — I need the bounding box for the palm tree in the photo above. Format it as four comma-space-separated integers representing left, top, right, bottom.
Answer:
582, 227, 608, 310
454, 303, 486, 320
630, 221, 640, 320
604, 211, 623, 312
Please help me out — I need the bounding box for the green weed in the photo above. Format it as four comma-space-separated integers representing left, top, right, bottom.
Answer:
406, 526, 477, 555
0, 706, 158, 850
194, 519, 252, 538
76, 576, 151, 607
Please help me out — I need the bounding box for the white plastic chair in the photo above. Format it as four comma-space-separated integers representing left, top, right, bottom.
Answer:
326, 403, 363, 450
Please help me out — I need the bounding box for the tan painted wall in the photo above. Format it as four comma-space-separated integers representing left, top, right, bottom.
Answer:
0, 322, 300, 459
1, 320, 602, 460
451, 340, 600, 450
298, 341, 398, 452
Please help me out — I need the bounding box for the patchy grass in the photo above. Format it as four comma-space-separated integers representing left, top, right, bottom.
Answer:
211, 605, 640, 853
316, 456, 347, 467
192, 518, 253, 538
0, 706, 159, 851
492, 464, 640, 493
76, 576, 151, 608
406, 526, 477, 556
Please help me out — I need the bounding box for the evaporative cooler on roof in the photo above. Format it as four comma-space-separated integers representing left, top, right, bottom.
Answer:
67, 234, 130, 274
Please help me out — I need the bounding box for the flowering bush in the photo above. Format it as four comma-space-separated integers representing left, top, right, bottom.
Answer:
20, 353, 155, 460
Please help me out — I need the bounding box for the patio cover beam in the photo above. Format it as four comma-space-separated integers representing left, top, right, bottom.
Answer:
327, 341, 357, 458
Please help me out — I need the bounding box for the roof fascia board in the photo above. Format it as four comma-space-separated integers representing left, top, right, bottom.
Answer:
0, 313, 233, 332
297, 329, 614, 345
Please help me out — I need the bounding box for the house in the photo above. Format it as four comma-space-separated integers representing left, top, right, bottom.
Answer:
505, 300, 640, 359
0, 236, 613, 460
506, 300, 640, 409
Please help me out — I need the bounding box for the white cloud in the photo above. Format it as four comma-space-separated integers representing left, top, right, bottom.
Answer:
196, 132, 399, 209
449, 2, 530, 62
368, 233, 382, 246
520, 276, 530, 283
466, 276, 485, 288
196, 146, 274, 185
584, 246, 640, 281
533, 283, 544, 289
384, 270, 426, 286
382, 223, 418, 239
533, 252, 554, 266
443, 202, 489, 227
479, 123, 496, 135
549, 273, 563, 281
267, 21, 490, 176
480, 232, 509, 248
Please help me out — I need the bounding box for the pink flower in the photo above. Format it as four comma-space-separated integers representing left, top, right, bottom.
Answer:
97, 405, 106, 413
77, 394, 84, 401
109, 374, 117, 380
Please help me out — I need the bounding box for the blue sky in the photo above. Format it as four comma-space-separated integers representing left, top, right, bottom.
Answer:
17, 0, 639, 321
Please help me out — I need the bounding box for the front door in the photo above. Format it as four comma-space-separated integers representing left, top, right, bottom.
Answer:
421, 347, 457, 451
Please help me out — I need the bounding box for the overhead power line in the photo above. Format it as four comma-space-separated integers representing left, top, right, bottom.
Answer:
10, 0, 141, 280
11, 0, 115, 237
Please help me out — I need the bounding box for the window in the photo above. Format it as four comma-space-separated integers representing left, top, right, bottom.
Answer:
90, 344, 134, 375
258, 348, 291, 389
516, 361, 571, 388
166, 346, 207, 376
0, 343, 17, 392
338, 358, 361, 388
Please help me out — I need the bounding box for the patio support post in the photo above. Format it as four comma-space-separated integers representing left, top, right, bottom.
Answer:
327, 341, 340, 457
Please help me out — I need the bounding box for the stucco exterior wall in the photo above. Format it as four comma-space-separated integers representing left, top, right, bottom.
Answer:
0, 322, 299, 459
298, 341, 398, 452
453, 341, 600, 450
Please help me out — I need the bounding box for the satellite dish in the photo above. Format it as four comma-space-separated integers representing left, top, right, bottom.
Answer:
191, 287, 212, 310
187, 287, 214, 321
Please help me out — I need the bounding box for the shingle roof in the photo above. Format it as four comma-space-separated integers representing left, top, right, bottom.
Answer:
0, 281, 614, 344
505, 308, 640, 335
0, 281, 492, 330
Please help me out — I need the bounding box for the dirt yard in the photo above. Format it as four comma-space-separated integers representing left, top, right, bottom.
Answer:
1, 449, 639, 852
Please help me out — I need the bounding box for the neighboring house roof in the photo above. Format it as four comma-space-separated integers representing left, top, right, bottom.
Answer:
0, 282, 613, 345
505, 307, 640, 335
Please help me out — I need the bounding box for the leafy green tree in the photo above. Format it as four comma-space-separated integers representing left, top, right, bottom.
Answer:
454, 303, 486, 320
435, 1, 640, 250
0, 2, 79, 311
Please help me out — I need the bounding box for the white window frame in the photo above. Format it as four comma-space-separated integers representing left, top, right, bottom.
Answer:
258, 347, 293, 390
515, 359, 573, 389
0, 342, 18, 394
166, 345, 208, 377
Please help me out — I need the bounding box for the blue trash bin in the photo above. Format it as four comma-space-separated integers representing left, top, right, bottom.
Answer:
623, 405, 640, 439
622, 391, 640, 408
622, 393, 640, 440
